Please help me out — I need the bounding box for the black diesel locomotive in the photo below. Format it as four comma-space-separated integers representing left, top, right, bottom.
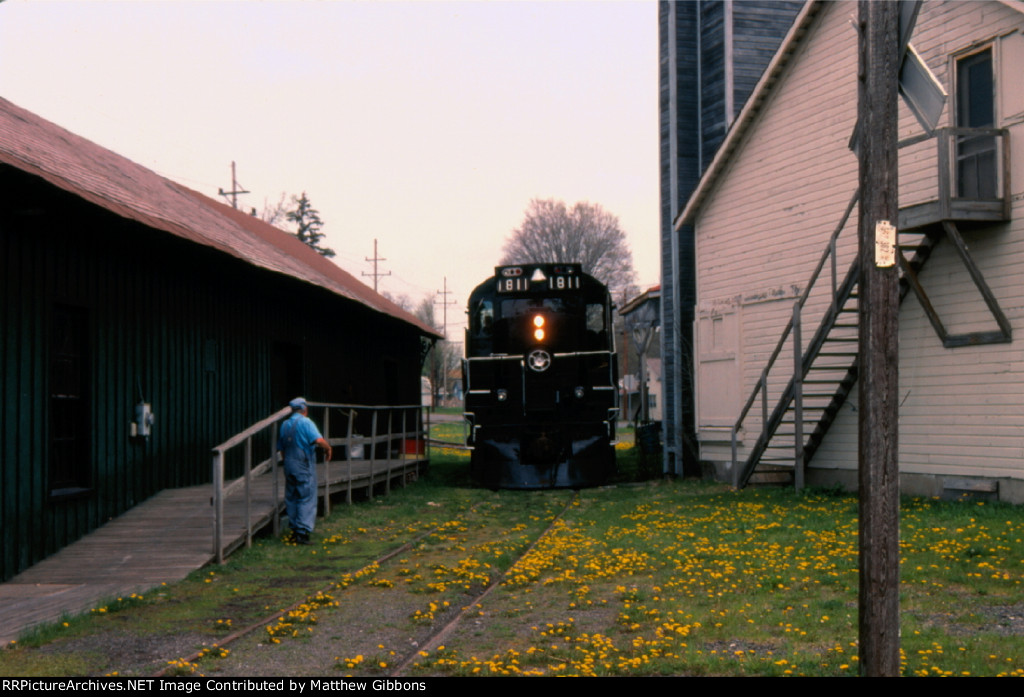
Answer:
463, 263, 618, 488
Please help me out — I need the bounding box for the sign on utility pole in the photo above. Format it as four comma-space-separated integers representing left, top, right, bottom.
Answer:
857, 0, 901, 677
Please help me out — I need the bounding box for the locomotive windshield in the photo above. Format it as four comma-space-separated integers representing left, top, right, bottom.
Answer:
468, 264, 611, 358
470, 295, 608, 355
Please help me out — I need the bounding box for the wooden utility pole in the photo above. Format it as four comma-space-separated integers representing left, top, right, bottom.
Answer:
435, 277, 458, 403
857, 0, 901, 677
218, 161, 250, 210
435, 276, 457, 340
362, 238, 391, 292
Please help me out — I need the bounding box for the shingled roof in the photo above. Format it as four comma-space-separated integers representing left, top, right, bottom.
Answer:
0, 96, 440, 339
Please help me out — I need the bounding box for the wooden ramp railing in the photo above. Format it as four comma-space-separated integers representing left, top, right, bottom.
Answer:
211, 402, 426, 563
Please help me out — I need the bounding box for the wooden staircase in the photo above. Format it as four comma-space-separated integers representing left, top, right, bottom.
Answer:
732, 193, 941, 489
731, 126, 1011, 489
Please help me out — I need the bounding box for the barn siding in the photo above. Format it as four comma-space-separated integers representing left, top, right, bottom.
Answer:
731, 1, 805, 121
695, 3, 860, 462
1, 166, 425, 580
692, 1, 1024, 498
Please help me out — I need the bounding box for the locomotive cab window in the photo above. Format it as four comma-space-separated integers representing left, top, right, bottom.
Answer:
585, 303, 609, 350
472, 300, 494, 337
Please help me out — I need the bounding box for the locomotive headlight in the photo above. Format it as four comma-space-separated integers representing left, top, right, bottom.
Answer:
532, 314, 546, 341
496, 389, 508, 402
574, 386, 585, 399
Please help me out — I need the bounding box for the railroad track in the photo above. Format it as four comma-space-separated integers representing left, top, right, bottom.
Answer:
425, 438, 471, 451
388, 493, 576, 675
153, 490, 578, 677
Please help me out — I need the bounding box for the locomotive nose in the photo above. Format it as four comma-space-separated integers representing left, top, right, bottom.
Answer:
465, 263, 617, 489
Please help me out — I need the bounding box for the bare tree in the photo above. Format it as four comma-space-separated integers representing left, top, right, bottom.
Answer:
501, 198, 637, 297
382, 291, 414, 312
257, 193, 289, 229
415, 296, 461, 406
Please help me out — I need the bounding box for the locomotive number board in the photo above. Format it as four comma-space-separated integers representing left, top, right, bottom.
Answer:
495, 266, 582, 293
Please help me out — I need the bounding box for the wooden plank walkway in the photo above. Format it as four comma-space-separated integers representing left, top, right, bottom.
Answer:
0, 455, 425, 644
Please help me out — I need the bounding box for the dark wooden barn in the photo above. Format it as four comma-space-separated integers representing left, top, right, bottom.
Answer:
0, 97, 440, 582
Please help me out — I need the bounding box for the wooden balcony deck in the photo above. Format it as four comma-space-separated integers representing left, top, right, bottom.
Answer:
898, 197, 1009, 230
0, 455, 426, 644
897, 126, 1010, 231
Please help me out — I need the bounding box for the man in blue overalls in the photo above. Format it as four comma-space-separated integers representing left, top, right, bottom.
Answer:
277, 397, 332, 545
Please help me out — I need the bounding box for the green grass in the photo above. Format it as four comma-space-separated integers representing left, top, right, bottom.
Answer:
429, 419, 468, 447
3, 446, 1023, 677
427, 406, 463, 417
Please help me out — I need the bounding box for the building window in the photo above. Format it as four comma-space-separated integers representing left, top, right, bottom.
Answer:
956, 48, 997, 199
49, 305, 91, 495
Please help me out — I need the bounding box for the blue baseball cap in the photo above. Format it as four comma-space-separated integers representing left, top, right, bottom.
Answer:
289, 397, 308, 411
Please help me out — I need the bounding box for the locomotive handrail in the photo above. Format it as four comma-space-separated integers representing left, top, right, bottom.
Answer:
551, 350, 616, 358
607, 407, 620, 445
211, 402, 426, 563
465, 349, 614, 360
466, 347, 614, 358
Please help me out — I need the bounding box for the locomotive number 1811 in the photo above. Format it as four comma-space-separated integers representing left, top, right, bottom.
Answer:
548, 275, 581, 290
497, 274, 581, 293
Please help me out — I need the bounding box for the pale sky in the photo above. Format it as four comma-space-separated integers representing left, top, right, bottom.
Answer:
0, 0, 659, 335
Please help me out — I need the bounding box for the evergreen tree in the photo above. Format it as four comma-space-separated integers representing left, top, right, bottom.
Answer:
286, 192, 335, 258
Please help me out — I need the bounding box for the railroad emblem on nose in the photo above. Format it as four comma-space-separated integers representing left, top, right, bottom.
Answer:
527, 349, 551, 372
